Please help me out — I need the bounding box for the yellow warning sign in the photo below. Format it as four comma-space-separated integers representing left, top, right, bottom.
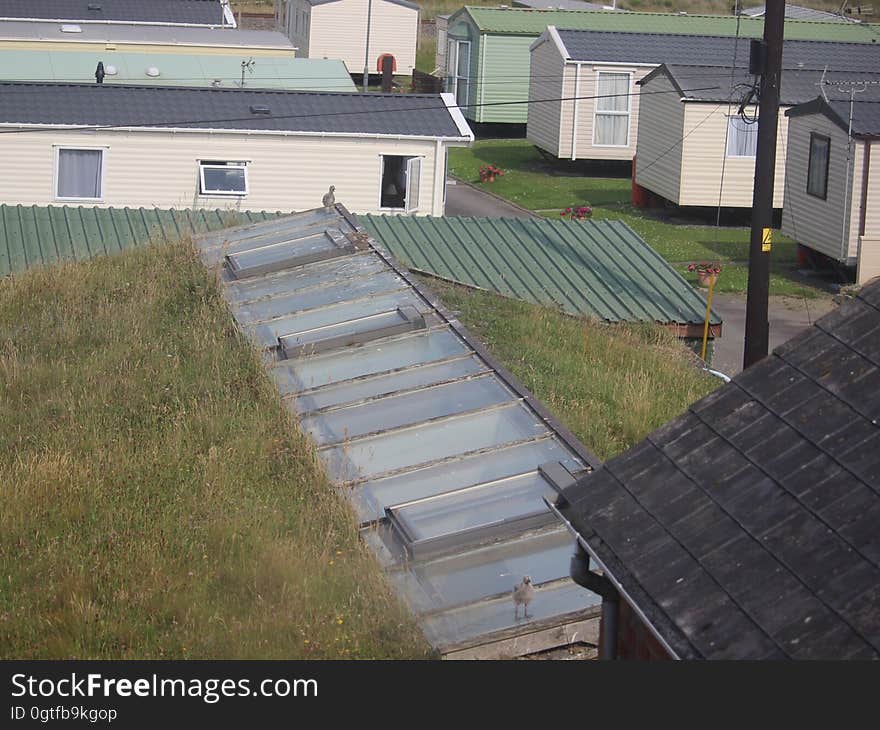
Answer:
762, 227, 772, 252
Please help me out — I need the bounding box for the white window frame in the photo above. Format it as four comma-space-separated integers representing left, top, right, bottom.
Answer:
378, 155, 424, 214
592, 70, 633, 148
447, 39, 471, 109
726, 116, 759, 158
198, 161, 249, 197
53, 145, 107, 202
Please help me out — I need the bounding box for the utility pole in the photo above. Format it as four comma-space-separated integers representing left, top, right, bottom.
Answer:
743, 0, 785, 369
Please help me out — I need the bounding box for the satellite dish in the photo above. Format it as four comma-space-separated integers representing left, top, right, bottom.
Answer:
105, 64, 117, 75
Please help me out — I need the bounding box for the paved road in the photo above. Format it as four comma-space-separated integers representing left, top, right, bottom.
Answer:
445, 178, 536, 218
711, 293, 836, 377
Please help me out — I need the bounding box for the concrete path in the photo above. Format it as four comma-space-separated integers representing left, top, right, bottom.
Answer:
711, 293, 837, 377
445, 178, 536, 218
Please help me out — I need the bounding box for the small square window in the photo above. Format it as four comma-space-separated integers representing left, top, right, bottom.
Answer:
726, 117, 758, 158
56, 148, 103, 200
807, 133, 830, 200
199, 161, 248, 196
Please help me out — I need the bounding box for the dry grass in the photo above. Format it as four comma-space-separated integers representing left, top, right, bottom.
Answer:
424, 276, 719, 460
0, 242, 429, 659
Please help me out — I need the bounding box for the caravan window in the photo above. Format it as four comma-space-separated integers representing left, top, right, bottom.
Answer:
55, 148, 104, 201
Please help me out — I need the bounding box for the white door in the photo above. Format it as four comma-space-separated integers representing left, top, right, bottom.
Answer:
405, 157, 422, 213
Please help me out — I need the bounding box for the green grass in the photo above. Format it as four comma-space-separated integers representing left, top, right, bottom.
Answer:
417, 34, 438, 74
0, 242, 429, 660
423, 276, 719, 460
449, 139, 828, 298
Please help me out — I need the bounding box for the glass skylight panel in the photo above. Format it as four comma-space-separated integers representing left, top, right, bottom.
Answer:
421, 580, 600, 651
352, 437, 586, 523
199, 211, 336, 249
319, 401, 550, 484
272, 328, 470, 394
277, 306, 426, 359
225, 255, 385, 304
225, 233, 337, 279
300, 374, 515, 446
390, 527, 577, 613
291, 355, 486, 415
234, 271, 407, 324
251, 291, 426, 348
387, 471, 558, 559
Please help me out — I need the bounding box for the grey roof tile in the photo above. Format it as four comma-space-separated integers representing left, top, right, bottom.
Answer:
0, 0, 228, 24
559, 280, 880, 658
0, 82, 468, 138
556, 29, 880, 71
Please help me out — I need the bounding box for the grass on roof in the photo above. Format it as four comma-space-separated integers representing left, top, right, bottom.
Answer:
0, 242, 429, 660
422, 276, 719, 460
448, 138, 831, 299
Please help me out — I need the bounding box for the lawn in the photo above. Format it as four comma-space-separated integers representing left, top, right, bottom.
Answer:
423, 276, 719, 460
449, 139, 828, 298
0, 242, 428, 659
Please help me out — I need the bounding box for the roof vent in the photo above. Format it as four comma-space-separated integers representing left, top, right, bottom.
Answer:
88, 3, 102, 11
145, 66, 160, 77
60, 24, 82, 33
250, 104, 271, 115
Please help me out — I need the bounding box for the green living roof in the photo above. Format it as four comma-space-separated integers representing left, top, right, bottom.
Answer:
461, 6, 880, 42
361, 214, 721, 328
0, 205, 281, 277
0, 50, 356, 91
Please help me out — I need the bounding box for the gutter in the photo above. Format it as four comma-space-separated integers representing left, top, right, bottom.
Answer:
543, 495, 682, 660
0, 18, 234, 28
0, 122, 472, 145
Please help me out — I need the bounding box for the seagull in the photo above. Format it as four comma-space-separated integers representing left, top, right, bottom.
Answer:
322, 185, 336, 212
513, 576, 535, 620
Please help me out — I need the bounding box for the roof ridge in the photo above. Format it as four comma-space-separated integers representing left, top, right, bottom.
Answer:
554, 27, 880, 48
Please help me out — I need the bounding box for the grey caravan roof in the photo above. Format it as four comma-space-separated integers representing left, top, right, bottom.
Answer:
0, 83, 471, 139
788, 91, 880, 139
0, 0, 231, 26
553, 29, 880, 73
0, 21, 290, 47
642, 65, 880, 107
194, 206, 602, 655
304, 0, 419, 9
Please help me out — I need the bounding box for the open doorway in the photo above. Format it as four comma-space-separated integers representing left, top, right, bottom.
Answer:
380, 155, 422, 212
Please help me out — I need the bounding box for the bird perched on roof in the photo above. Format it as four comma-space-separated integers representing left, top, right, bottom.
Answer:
322, 185, 336, 212
513, 576, 535, 620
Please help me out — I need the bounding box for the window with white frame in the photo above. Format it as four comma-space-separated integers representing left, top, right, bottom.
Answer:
199, 161, 248, 196
380, 155, 422, 212
55, 147, 104, 200
446, 39, 470, 109
593, 72, 632, 147
726, 116, 759, 157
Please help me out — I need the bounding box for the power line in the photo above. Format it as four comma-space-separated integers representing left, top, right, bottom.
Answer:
0, 84, 720, 134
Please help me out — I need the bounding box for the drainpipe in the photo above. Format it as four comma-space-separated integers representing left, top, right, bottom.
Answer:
570, 542, 619, 660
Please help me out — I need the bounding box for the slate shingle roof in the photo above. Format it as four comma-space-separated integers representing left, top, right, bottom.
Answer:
644, 64, 880, 107
0, 0, 228, 25
0, 83, 470, 138
554, 29, 880, 73
557, 281, 880, 659
788, 96, 880, 139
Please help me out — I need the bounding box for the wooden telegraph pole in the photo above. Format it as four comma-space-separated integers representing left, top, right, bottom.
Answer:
743, 0, 785, 369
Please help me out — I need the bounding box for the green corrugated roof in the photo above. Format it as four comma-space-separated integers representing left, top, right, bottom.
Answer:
461, 7, 880, 42
0, 51, 356, 91
0, 205, 282, 276
361, 214, 721, 327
